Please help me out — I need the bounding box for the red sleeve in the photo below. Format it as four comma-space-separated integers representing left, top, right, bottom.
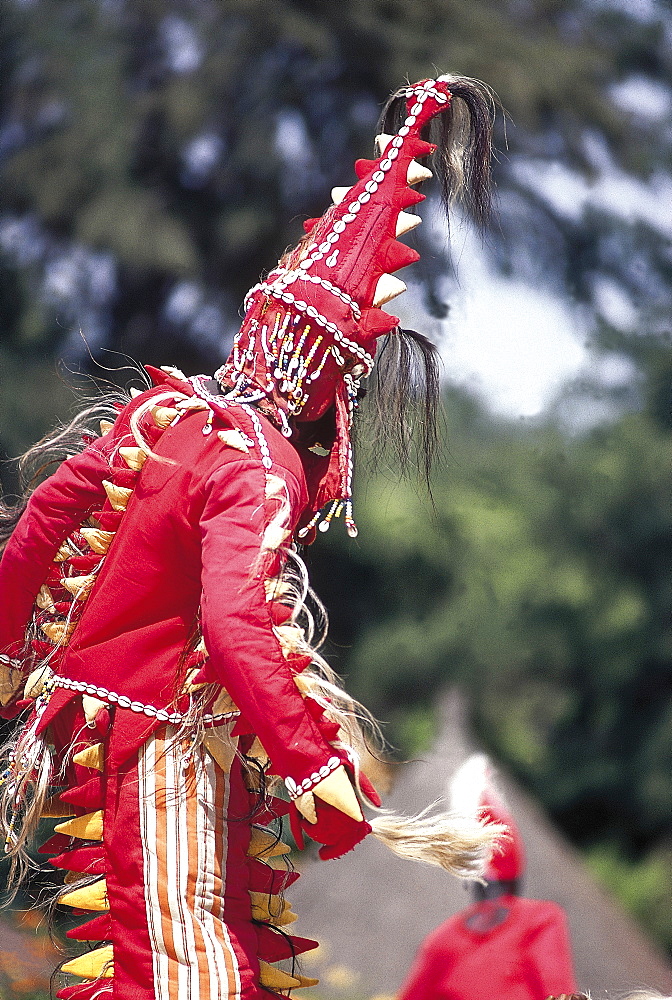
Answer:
522, 903, 577, 997
199, 457, 336, 786
0, 442, 111, 667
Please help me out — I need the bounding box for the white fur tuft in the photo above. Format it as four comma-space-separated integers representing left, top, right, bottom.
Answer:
449, 753, 492, 818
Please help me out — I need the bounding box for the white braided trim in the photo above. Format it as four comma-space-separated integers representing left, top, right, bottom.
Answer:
53, 675, 239, 725
284, 754, 342, 799
282, 271, 362, 319
0, 653, 22, 669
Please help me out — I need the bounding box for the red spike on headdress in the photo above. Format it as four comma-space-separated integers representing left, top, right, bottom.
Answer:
380, 241, 421, 274
354, 158, 379, 178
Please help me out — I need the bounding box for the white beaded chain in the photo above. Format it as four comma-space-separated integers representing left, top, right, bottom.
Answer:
284, 754, 342, 798
0, 653, 21, 669
241, 403, 273, 470
52, 674, 239, 725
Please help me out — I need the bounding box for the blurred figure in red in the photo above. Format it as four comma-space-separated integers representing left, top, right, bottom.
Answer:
398, 756, 578, 1000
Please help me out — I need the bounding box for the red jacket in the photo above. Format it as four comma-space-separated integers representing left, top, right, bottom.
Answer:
0, 380, 337, 789
398, 895, 577, 1000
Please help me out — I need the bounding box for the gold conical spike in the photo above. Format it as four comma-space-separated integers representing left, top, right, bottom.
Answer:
295, 975, 320, 988
183, 667, 208, 694
151, 405, 179, 428
79, 528, 114, 555
218, 429, 250, 453
312, 765, 364, 822
247, 827, 291, 859
82, 695, 107, 726
73, 743, 104, 771
118, 447, 147, 472
61, 575, 96, 600
248, 737, 270, 768
54, 541, 73, 563
0, 663, 20, 707
41, 621, 76, 644
212, 689, 237, 716
55, 810, 104, 841
330, 186, 352, 205
102, 480, 132, 511
257, 961, 301, 990
264, 577, 292, 601
249, 892, 297, 926
161, 365, 188, 380
294, 673, 313, 695
41, 795, 75, 819
99, 419, 114, 436
295, 790, 317, 824
175, 397, 208, 413
244, 767, 263, 793
274, 624, 304, 656
374, 132, 394, 155
60, 879, 109, 912
407, 160, 433, 185
24, 664, 52, 700
294, 974, 320, 988
396, 211, 422, 237
36, 585, 55, 612
263, 853, 292, 872
204, 731, 237, 774
372, 273, 407, 307
61, 944, 113, 979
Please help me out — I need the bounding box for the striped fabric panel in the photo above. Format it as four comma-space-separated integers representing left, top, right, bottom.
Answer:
138, 725, 242, 1000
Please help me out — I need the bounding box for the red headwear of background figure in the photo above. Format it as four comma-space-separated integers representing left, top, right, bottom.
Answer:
455, 753, 527, 883
397, 754, 578, 1000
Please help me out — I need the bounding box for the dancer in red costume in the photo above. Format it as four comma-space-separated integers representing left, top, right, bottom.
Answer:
0, 77, 503, 1000
398, 756, 578, 1000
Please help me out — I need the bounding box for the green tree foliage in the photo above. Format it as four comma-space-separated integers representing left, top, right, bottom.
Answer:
307, 384, 672, 952
2, 0, 670, 366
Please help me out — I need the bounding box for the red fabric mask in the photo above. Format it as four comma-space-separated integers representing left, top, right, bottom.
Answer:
216, 78, 456, 537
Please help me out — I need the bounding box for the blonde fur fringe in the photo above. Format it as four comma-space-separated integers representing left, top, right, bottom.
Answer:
0, 723, 54, 901
370, 807, 507, 880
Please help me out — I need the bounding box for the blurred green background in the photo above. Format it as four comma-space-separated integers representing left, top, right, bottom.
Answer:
1, 0, 671, 993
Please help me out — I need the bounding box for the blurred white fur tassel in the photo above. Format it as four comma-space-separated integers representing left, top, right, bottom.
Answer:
370, 806, 506, 879
449, 752, 494, 816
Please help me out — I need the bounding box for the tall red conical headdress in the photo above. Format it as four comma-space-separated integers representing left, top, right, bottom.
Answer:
216, 76, 486, 539
450, 754, 526, 882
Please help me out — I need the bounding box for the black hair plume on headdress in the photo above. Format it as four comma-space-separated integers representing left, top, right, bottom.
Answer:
360, 327, 442, 489
378, 74, 496, 227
